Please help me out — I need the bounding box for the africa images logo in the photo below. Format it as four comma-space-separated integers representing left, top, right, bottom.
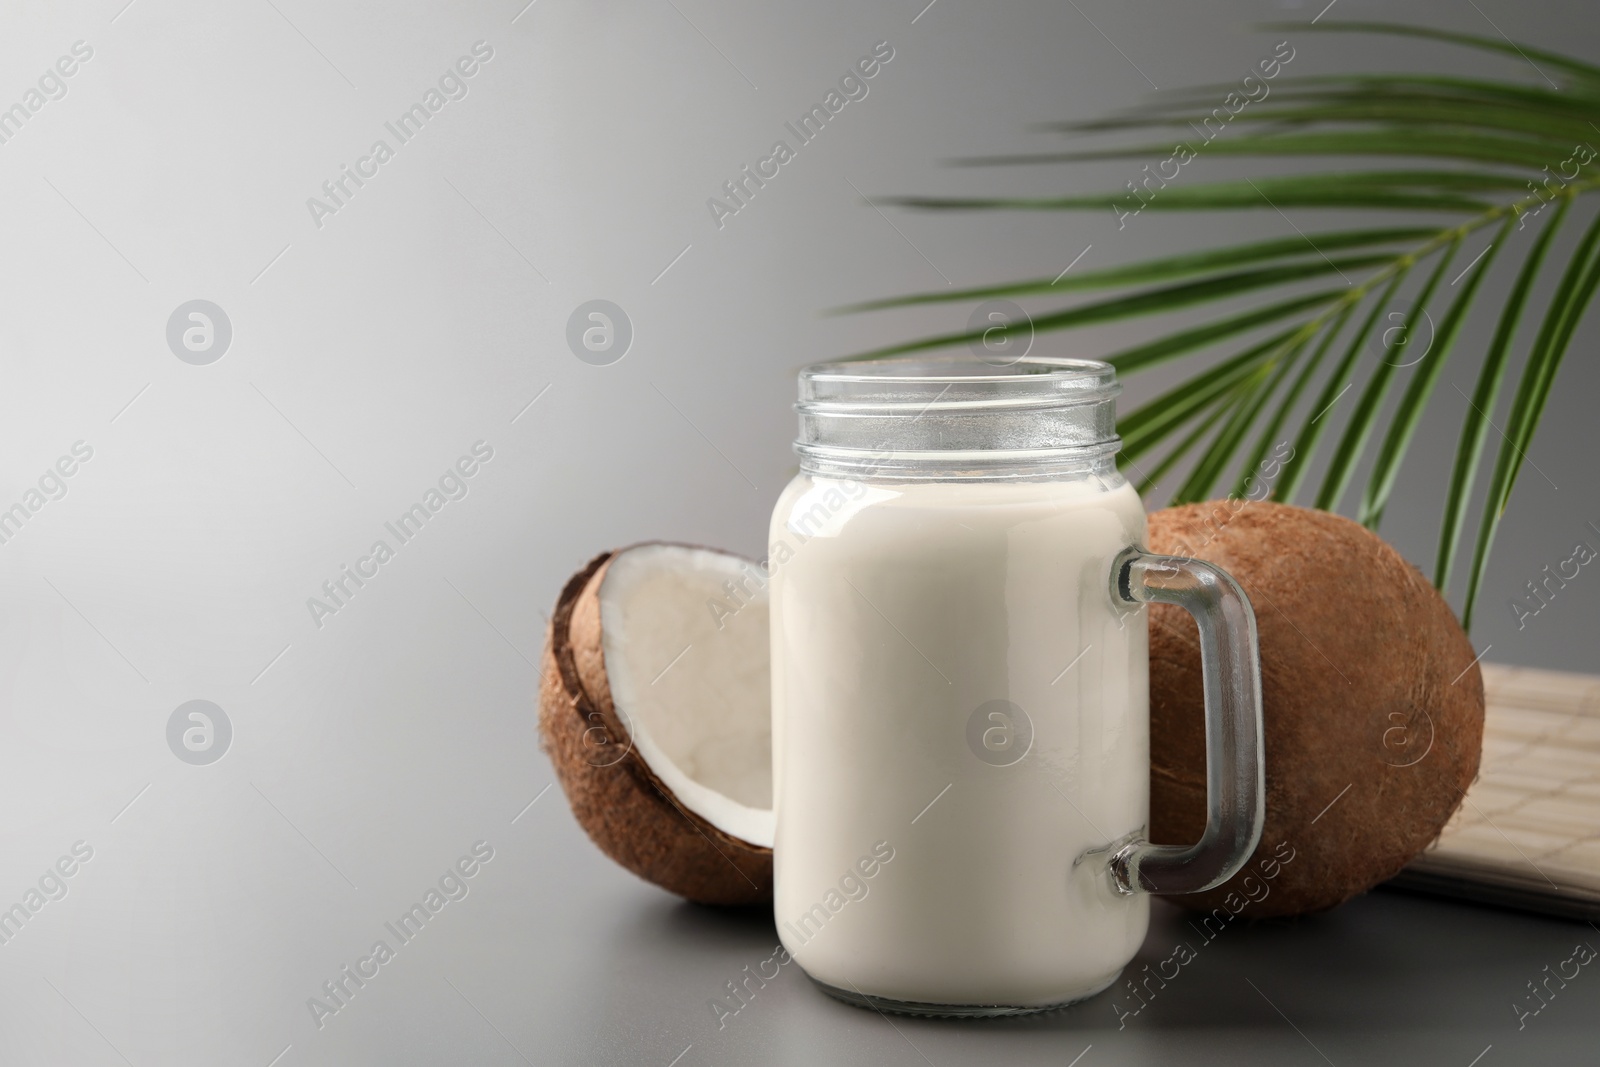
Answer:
305, 441, 494, 629
305, 42, 495, 229
306, 841, 495, 1029
0, 40, 93, 148
706, 41, 894, 230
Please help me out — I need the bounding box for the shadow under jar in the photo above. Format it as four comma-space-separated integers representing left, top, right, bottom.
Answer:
769, 355, 1265, 1016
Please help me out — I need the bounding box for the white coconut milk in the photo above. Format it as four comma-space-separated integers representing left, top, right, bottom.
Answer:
770, 473, 1151, 1008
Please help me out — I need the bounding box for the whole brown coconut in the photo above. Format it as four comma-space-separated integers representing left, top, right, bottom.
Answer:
1147, 501, 1484, 918
539, 551, 773, 906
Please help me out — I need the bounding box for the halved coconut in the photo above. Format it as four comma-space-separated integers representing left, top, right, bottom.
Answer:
539, 543, 774, 905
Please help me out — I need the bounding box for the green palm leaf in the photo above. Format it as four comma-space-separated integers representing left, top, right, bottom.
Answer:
1275, 273, 1408, 502
1134, 74, 1600, 120
959, 133, 1567, 171
836, 227, 1432, 312
1360, 220, 1510, 529
1316, 243, 1458, 513
1265, 21, 1600, 85
1464, 204, 1600, 628
1436, 200, 1570, 594
1233, 303, 1352, 498
1055, 100, 1596, 144
1119, 328, 1299, 457
1171, 354, 1294, 504
1132, 394, 1245, 494
892, 173, 1501, 214
851, 268, 1358, 364
847, 20, 1600, 630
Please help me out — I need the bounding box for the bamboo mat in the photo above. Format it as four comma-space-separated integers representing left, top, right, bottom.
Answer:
1393, 663, 1600, 921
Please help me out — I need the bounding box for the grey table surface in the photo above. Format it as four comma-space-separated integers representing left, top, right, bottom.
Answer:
314, 807, 1599, 1067
22, 769, 1598, 1067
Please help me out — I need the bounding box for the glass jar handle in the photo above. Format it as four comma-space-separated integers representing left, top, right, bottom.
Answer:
1106, 548, 1266, 895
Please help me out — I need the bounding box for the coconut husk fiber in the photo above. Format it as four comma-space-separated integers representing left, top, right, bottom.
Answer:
1147, 501, 1484, 917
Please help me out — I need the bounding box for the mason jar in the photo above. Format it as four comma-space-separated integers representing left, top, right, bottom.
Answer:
768, 354, 1265, 1015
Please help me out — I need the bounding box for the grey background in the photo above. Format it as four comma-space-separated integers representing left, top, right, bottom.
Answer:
0, 0, 1596, 1063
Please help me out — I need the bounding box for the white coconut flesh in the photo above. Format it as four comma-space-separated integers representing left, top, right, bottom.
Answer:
597, 544, 775, 848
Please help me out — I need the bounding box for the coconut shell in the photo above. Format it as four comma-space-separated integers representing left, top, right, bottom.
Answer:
1147, 501, 1484, 918
539, 550, 772, 906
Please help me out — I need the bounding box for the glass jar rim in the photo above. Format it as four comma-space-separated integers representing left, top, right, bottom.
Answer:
794, 354, 1123, 480
800, 354, 1118, 401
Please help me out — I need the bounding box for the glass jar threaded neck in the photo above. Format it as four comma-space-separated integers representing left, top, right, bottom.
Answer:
795, 355, 1122, 481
